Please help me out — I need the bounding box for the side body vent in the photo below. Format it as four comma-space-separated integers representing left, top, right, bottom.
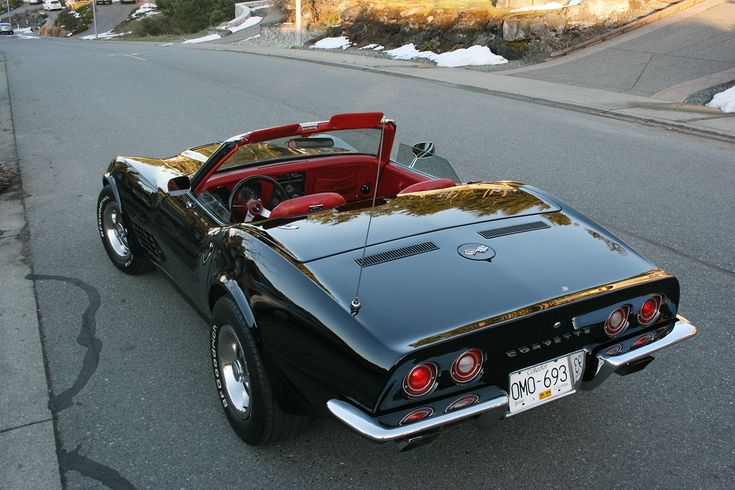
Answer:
356, 242, 439, 267
131, 220, 162, 260
478, 221, 550, 240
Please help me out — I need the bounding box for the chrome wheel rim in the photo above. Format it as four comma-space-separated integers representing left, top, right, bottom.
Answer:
217, 324, 251, 416
102, 203, 131, 260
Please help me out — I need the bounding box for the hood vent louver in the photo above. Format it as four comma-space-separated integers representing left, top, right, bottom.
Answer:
478, 221, 550, 240
356, 241, 439, 267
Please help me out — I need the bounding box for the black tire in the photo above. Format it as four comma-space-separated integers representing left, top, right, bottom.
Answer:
211, 296, 309, 445
97, 186, 152, 275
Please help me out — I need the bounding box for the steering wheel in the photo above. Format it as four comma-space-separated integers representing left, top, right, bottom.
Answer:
228, 175, 288, 222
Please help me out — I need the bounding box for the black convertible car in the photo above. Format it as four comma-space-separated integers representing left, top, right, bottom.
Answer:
97, 113, 697, 450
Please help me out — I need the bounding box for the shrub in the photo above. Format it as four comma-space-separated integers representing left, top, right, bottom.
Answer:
55, 4, 93, 35
0, 163, 14, 194
133, 14, 176, 37
156, 0, 238, 34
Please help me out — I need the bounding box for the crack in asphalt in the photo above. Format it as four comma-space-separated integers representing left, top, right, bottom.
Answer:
59, 445, 135, 490
27, 274, 136, 490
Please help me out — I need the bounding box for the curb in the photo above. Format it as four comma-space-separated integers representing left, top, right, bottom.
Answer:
188, 44, 735, 145
0, 54, 64, 489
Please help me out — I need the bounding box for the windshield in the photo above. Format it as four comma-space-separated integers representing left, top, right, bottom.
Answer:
218, 128, 383, 172
394, 143, 461, 183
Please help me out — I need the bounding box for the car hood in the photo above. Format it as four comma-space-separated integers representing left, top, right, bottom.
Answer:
280, 187, 657, 352
120, 143, 221, 190
263, 183, 561, 263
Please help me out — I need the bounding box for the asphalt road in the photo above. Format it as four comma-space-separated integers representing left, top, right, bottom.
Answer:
2, 37, 734, 488
76, 3, 138, 38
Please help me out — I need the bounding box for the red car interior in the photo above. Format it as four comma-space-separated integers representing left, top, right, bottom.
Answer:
270, 193, 347, 219
397, 178, 456, 195
200, 154, 433, 221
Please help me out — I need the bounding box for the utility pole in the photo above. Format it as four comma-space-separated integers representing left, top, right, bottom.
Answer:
295, 0, 301, 46
6, 0, 10, 27
92, 0, 98, 39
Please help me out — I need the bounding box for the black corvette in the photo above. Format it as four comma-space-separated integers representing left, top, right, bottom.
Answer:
97, 113, 697, 450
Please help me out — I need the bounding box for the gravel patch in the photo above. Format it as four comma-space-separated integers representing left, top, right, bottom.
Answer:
0, 163, 15, 194
685, 80, 735, 106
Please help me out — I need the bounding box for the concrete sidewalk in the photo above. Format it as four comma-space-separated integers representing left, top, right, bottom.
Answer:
0, 57, 62, 489
187, 41, 735, 142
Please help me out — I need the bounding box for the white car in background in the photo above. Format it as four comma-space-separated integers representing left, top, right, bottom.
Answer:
43, 1, 63, 11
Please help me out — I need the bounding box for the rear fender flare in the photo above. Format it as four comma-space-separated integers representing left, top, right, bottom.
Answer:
217, 276, 257, 331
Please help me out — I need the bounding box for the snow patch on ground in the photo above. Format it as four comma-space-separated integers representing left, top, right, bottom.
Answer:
80, 30, 131, 40
433, 45, 508, 67
132, 3, 159, 20
250, 4, 271, 12
386, 43, 507, 67
14, 27, 33, 34
242, 34, 261, 42
360, 43, 384, 51
311, 36, 351, 49
182, 33, 222, 44
707, 86, 735, 113
385, 43, 436, 61
229, 16, 262, 33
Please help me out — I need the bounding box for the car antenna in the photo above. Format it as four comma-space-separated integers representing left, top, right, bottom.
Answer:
351, 120, 387, 317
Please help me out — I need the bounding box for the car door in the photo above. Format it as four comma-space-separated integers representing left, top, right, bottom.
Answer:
151, 191, 222, 311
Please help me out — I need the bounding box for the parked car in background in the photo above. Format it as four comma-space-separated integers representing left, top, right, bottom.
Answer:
96, 0, 112, 5
0, 23, 13, 35
43, 1, 64, 11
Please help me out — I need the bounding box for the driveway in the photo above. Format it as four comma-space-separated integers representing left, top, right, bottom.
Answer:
510, 0, 735, 98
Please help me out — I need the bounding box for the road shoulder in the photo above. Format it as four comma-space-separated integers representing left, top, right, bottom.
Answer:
0, 54, 62, 490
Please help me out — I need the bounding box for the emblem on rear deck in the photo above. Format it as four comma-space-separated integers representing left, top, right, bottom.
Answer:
458, 243, 496, 261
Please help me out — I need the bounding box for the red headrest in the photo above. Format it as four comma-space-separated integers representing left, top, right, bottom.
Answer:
397, 178, 456, 195
270, 192, 346, 220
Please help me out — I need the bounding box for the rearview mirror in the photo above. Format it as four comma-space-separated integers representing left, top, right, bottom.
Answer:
411, 142, 435, 160
167, 176, 191, 196
287, 137, 335, 149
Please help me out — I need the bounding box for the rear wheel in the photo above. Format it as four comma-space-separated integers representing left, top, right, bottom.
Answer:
211, 296, 309, 445
97, 186, 151, 275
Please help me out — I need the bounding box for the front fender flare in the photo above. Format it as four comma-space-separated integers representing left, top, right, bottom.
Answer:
103, 172, 123, 213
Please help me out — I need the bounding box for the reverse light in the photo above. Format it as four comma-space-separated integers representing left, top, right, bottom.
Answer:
446, 394, 480, 412
451, 349, 484, 384
399, 407, 434, 425
604, 305, 630, 337
638, 295, 662, 326
403, 363, 438, 398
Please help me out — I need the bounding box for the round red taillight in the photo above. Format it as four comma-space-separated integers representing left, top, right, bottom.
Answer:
403, 363, 437, 397
399, 407, 434, 425
604, 305, 630, 337
446, 394, 480, 412
638, 295, 661, 326
451, 349, 483, 383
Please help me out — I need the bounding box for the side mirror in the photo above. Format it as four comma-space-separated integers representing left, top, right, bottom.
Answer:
167, 176, 191, 196
411, 142, 435, 160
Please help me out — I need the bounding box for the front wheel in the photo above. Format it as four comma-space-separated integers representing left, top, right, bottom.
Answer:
211, 296, 309, 445
97, 186, 151, 275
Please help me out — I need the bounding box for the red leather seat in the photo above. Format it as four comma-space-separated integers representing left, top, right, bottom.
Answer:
270, 192, 346, 219
397, 178, 456, 195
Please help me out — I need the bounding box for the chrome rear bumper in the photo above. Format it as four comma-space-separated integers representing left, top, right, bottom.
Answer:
580, 317, 697, 390
328, 317, 697, 442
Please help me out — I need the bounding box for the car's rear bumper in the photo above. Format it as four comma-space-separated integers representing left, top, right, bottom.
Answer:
327, 317, 697, 443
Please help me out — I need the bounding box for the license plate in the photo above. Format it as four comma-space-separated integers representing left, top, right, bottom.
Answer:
508, 351, 585, 415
